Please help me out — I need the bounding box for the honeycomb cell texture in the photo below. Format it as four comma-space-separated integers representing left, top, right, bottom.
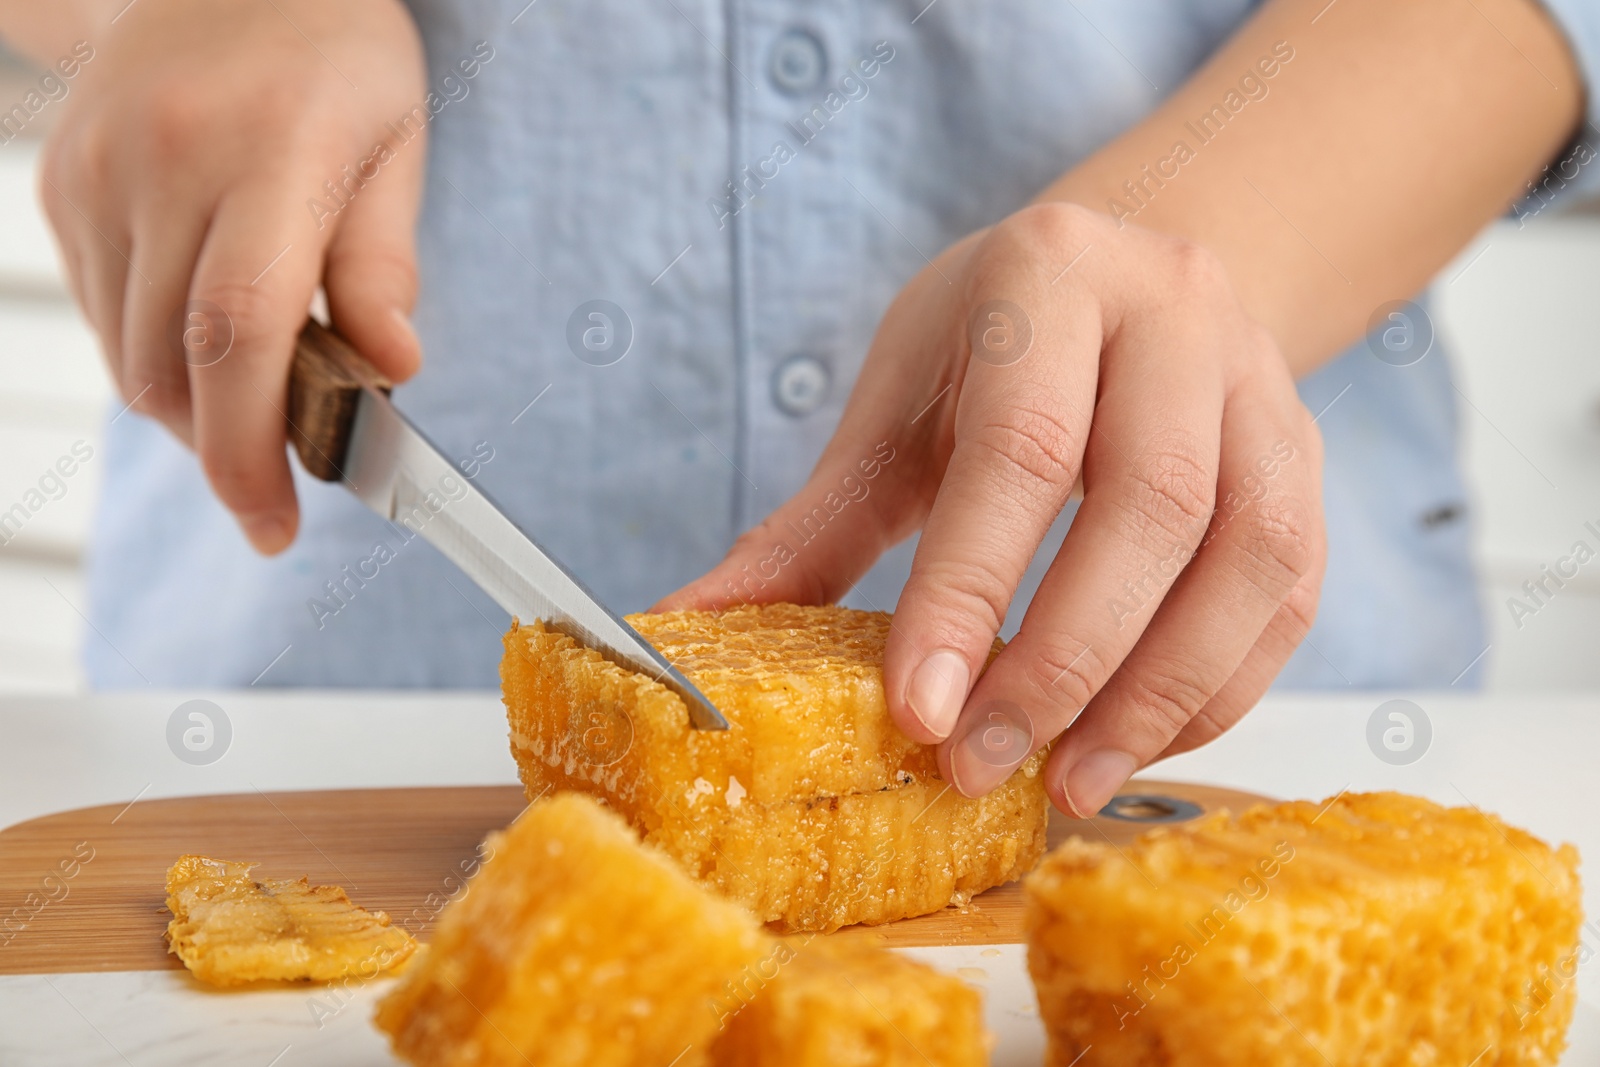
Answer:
1025, 791, 1584, 1066
502, 604, 1049, 931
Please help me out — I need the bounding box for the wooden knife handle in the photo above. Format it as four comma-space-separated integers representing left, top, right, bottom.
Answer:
287, 319, 392, 482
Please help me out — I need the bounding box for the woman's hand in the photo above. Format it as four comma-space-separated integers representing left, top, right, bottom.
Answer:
39, 0, 428, 552
661, 203, 1325, 817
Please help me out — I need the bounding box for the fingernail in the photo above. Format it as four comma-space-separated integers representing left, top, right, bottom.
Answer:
241, 512, 292, 555
389, 307, 418, 343
389, 308, 422, 373
906, 649, 970, 740
1062, 749, 1138, 819
948, 699, 1035, 797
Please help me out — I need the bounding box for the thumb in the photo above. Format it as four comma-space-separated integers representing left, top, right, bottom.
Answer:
653, 438, 913, 612
319, 146, 425, 382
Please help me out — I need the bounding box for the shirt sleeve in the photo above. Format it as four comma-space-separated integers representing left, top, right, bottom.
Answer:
1515, 0, 1600, 217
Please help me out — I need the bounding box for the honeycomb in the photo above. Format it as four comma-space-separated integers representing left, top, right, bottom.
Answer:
1025, 791, 1584, 1066
710, 935, 990, 1066
501, 604, 1049, 931
374, 793, 769, 1067
164, 854, 417, 986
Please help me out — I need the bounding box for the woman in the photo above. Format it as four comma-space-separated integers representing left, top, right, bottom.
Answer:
0, 0, 1590, 817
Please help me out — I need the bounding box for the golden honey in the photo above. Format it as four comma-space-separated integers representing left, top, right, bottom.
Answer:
1025, 791, 1583, 1066
501, 603, 1048, 931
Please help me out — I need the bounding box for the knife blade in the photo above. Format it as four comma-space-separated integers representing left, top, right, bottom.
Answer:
285, 319, 729, 730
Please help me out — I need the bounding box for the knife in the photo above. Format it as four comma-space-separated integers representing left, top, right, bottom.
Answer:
285, 318, 729, 730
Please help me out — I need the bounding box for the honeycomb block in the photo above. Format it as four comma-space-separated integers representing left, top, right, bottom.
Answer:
709, 936, 990, 1066
164, 855, 417, 986
502, 604, 1049, 931
1025, 791, 1584, 1067
374, 794, 769, 1067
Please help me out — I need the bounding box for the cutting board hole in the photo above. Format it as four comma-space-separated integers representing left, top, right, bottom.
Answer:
1100, 794, 1204, 824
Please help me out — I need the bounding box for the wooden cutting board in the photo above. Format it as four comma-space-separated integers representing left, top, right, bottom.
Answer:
0, 779, 1269, 975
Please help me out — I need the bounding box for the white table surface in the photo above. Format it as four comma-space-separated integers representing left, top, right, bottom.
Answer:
1, 690, 1597, 1064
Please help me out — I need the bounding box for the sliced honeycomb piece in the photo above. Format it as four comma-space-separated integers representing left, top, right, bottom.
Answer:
710, 936, 990, 1066
1025, 791, 1584, 1067
502, 604, 1049, 931
164, 854, 416, 986
374, 793, 770, 1067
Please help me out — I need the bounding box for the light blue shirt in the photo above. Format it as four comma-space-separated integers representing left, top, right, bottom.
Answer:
84, 0, 1600, 690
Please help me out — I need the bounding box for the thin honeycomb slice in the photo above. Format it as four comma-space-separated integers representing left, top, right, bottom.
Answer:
374, 793, 769, 1067
502, 604, 1048, 931
710, 935, 991, 1066
164, 854, 417, 986
1025, 791, 1583, 1066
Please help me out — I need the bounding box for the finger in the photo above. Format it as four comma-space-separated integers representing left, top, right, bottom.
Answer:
187, 174, 326, 554
1042, 382, 1323, 817
1154, 559, 1324, 763
37, 178, 89, 319
1150, 416, 1325, 761
937, 288, 1226, 795
82, 244, 134, 392
37, 144, 131, 390
322, 140, 425, 382
50, 197, 131, 380
883, 241, 1105, 744
121, 201, 211, 446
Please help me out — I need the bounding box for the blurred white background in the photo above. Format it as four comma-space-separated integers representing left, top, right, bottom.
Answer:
1, 51, 1598, 694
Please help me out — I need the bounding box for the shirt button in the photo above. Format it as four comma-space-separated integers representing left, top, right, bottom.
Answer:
772, 355, 830, 416
768, 29, 827, 96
